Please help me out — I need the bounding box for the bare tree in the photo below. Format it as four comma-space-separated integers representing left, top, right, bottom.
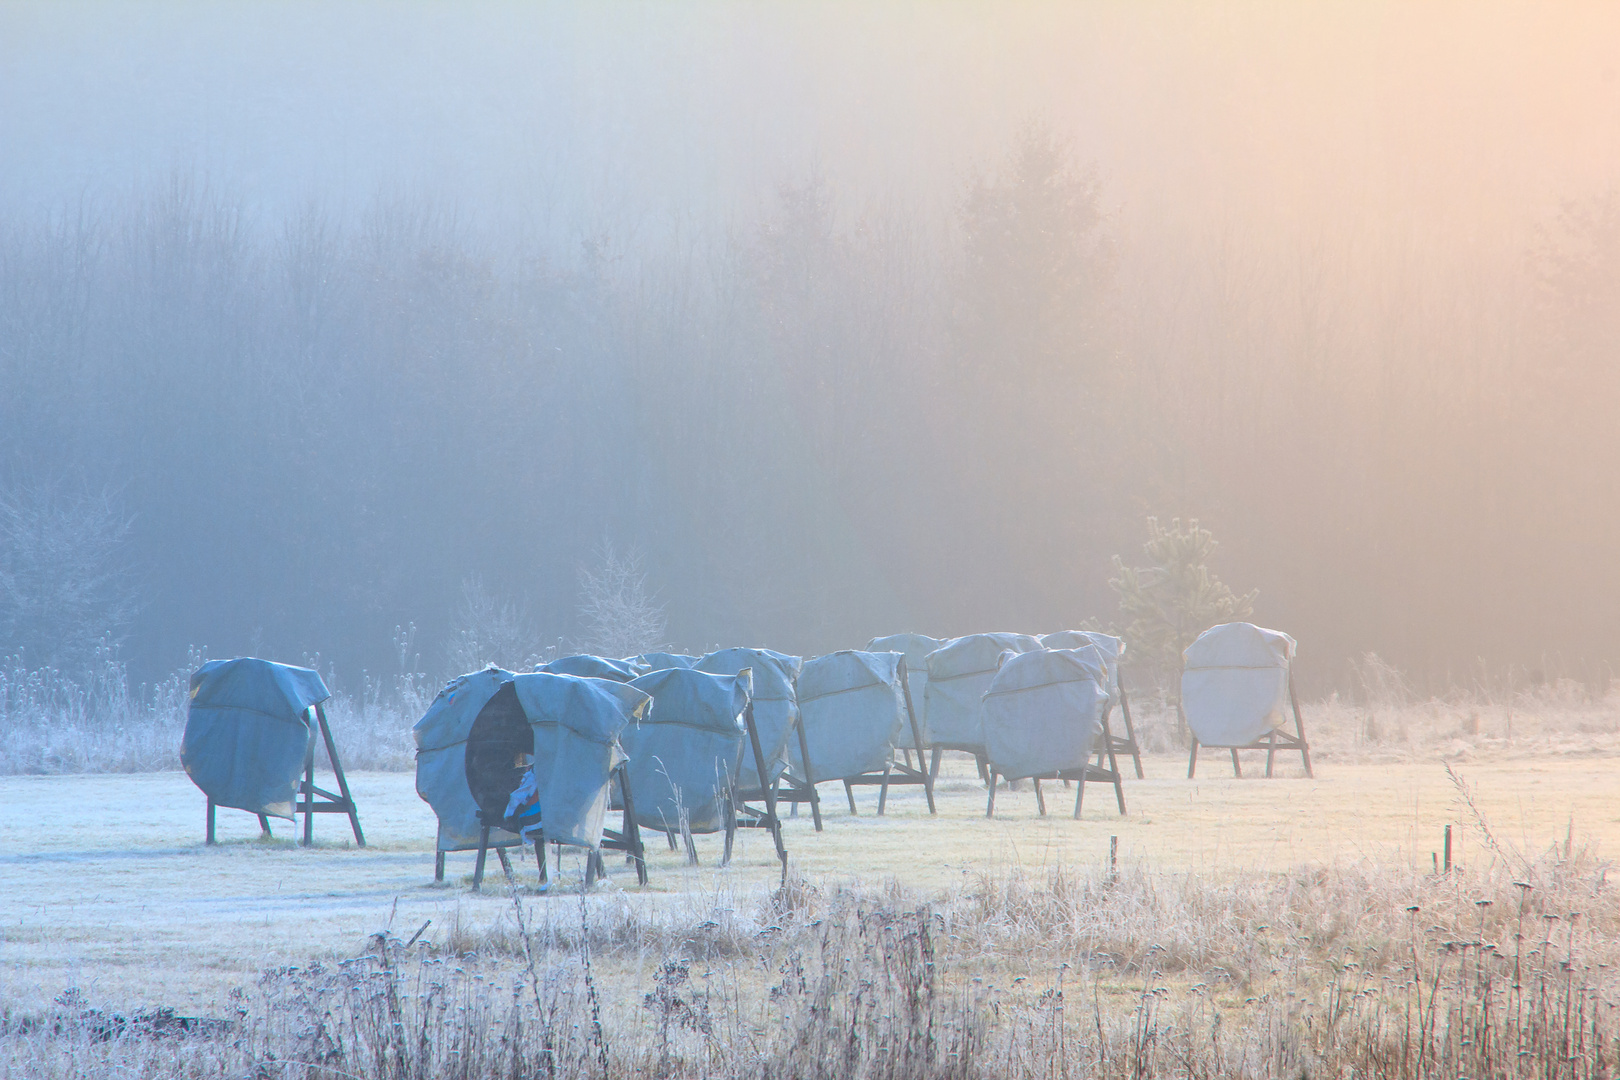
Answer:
575, 541, 666, 658
444, 574, 542, 675
0, 483, 138, 673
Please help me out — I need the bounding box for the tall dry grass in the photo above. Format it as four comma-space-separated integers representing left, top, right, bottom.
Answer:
7, 810, 1615, 1079
1118, 652, 1620, 764
0, 651, 423, 775
8, 648, 1617, 776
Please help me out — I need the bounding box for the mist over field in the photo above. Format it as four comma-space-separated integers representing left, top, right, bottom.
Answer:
3, 2, 1619, 692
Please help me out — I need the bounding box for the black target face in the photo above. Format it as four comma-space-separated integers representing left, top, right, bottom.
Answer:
464, 681, 533, 821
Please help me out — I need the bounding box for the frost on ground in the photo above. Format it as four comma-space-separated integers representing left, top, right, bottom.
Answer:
3, 755, 1618, 1009
4, 780, 1618, 1078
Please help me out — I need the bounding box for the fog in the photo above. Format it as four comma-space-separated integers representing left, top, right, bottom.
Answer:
3, 2, 1618, 692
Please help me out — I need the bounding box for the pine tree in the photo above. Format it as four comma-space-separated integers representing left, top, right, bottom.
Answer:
1109, 517, 1255, 692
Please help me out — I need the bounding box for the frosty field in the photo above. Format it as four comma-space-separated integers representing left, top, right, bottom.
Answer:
4, 750, 1616, 1016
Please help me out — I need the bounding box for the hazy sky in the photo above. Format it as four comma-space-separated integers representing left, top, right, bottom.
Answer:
6, 3, 1620, 680
6, 3, 1618, 257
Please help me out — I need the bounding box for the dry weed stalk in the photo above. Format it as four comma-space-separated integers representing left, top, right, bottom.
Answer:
7, 839, 1618, 1079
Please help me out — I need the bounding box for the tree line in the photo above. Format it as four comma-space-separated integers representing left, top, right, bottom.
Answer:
2, 132, 1615, 694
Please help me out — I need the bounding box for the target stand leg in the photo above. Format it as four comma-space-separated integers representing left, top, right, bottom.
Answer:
472, 827, 490, 892
495, 845, 515, 885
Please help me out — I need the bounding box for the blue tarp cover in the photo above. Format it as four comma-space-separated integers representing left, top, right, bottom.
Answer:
983, 646, 1108, 780
795, 650, 906, 780
508, 672, 646, 848
1040, 631, 1125, 692
923, 633, 1043, 750
633, 652, 698, 672
540, 654, 640, 682
866, 634, 943, 749
694, 648, 801, 784
622, 667, 751, 834
412, 667, 519, 851
180, 658, 331, 819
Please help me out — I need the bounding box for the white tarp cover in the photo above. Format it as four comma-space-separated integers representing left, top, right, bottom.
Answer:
1039, 632, 1125, 688
923, 633, 1043, 749
793, 650, 906, 780
540, 654, 639, 682
983, 647, 1108, 781
1181, 622, 1298, 747
507, 673, 646, 849
180, 658, 330, 820
412, 667, 519, 851
622, 667, 752, 834
865, 634, 942, 749
693, 648, 801, 783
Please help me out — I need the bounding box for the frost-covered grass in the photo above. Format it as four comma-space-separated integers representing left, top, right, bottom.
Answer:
1118, 671, 1620, 764
0, 652, 191, 774
6, 841, 1617, 1078
0, 653, 426, 774
6, 753, 1620, 1077
6, 648, 1618, 778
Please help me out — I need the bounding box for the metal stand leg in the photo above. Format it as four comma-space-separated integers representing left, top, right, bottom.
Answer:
897, 662, 936, 814
794, 716, 823, 831
1230, 748, 1242, 778
616, 769, 648, 885
301, 743, 315, 847
314, 704, 365, 846
742, 701, 787, 868
1033, 777, 1047, 816
986, 770, 998, 818
472, 827, 490, 892
1117, 679, 1145, 779
721, 794, 735, 867
1102, 713, 1127, 815
1289, 671, 1315, 778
